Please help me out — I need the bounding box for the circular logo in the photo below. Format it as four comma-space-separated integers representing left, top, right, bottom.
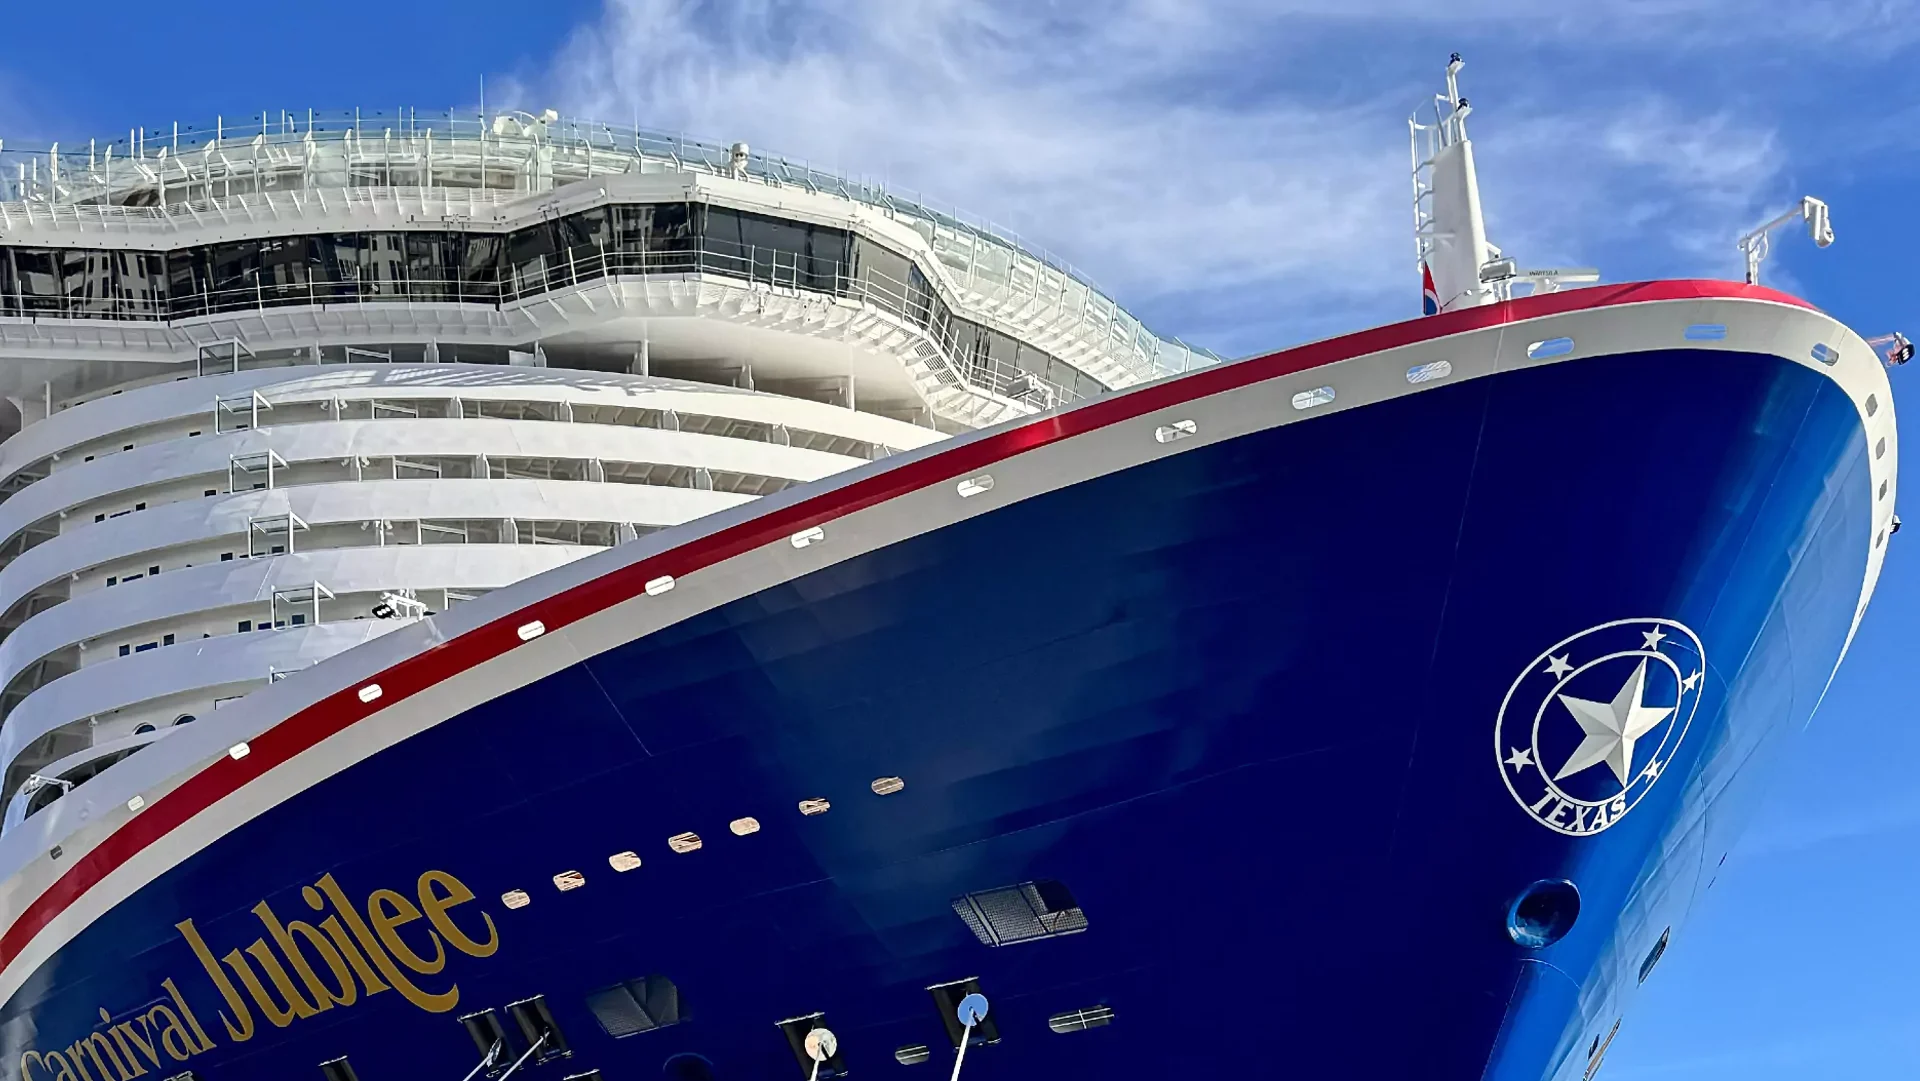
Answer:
1494, 618, 1705, 836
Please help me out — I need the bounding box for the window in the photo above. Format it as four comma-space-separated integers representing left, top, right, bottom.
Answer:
94, 514, 105, 523
162, 633, 175, 646
118, 644, 131, 656
220, 552, 234, 561
148, 566, 159, 576
205, 489, 217, 497
134, 502, 145, 511
84, 455, 94, 462
237, 620, 252, 632
133, 724, 156, 735
106, 577, 117, 586
134, 642, 157, 652
174, 714, 196, 726
122, 444, 133, 452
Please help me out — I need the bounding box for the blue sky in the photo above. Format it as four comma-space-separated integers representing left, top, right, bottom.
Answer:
3, 1, 1918, 1075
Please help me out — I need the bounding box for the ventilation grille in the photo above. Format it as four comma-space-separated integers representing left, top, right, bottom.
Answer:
952, 880, 1087, 947
585, 975, 683, 1038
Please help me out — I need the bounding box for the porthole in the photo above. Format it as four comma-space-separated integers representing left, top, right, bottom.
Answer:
173, 714, 196, 726
554, 870, 587, 892
1812, 342, 1840, 365
957, 475, 994, 498
790, 526, 825, 549
645, 575, 676, 596
517, 620, 546, 641
1506, 878, 1580, 948
871, 776, 906, 796
501, 890, 531, 910
798, 798, 831, 816
893, 1045, 931, 1066
1881, 480, 1889, 500
609, 851, 642, 872
1527, 337, 1575, 360
1048, 1005, 1115, 1033
668, 832, 703, 854
1290, 386, 1336, 410
729, 817, 761, 836
1153, 419, 1197, 444
1405, 360, 1453, 384
133, 724, 156, 735
1877, 437, 1887, 460
1638, 926, 1671, 984
1867, 393, 1880, 417
1683, 323, 1728, 341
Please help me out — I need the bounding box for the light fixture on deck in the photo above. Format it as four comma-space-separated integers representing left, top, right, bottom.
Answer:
1737, 196, 1835, 285
777, 1013, 847, 1080
1869, 332, 1913, 367
318, 1058, 358, 1081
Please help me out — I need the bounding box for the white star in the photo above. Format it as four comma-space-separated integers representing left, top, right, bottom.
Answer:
1553, 658, 1676, 787
1642, 759, 1662, 781
1642, 627, 1667, 650
1682, 670, 1701, 692
1505, 747, 1535, 773
1543, 654, 1574, 679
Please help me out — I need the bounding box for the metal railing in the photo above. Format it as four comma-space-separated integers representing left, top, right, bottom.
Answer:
0, 109, 1219, 379
0, 235, 1100, 406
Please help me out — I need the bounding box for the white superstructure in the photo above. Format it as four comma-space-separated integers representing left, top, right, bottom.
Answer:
0, 108, 1210, 827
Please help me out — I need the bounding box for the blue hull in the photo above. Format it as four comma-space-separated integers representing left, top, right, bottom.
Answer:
0, 344, 1872, 1081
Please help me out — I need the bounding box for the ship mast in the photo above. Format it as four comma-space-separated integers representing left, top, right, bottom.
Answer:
1410, 55, 1597, 313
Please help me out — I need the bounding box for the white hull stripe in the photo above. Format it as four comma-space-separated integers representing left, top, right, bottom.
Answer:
0, 280, 1891, 1001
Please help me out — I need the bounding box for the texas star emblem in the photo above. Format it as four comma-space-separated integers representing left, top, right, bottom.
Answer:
1494, 618, 1706, 836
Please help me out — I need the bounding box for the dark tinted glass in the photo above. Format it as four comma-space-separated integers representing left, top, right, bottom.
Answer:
0, 202, 1103, 398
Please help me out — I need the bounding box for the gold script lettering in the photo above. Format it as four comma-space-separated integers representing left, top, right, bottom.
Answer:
312, 874, 458, 1012
174, 920, 256, 1042
251, 901, 358, 1008
418, 871, 499, 958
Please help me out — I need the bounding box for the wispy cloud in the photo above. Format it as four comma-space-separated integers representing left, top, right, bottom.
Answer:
520, 0, 1915, 354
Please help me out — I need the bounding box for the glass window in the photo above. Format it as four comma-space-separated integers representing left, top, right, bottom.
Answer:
206, 240, 262, 314
117, 251, 168, 317
62, 250, 116, 318
313, 233, 363, 301
11, 249, 62, 313
0, 246, 14, 316
167, 249, 209, 318
507, 221, 562, 297
851, 238, 914, 318
405, 233, 457, 302
559, 207, 613, 284
457, 234, 501, 302
363, 232, 409, 298
613, 203, 695, 271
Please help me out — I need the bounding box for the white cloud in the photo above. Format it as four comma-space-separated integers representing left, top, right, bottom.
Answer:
525, 0, 1906, 355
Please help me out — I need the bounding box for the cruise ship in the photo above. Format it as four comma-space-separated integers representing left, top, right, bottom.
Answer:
0, 60, 1899, 1081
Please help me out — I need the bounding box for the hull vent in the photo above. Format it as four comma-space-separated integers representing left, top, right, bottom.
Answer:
952, 879, 1088, 947
585, 975, 683, 1038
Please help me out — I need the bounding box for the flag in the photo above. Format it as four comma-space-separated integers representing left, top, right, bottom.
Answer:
1421, 262, 1440, 316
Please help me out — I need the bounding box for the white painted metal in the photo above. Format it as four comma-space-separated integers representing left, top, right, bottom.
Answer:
0, 357, 944, 808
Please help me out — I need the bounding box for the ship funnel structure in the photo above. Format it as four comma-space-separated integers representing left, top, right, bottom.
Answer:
1410, 56, 1599, 313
